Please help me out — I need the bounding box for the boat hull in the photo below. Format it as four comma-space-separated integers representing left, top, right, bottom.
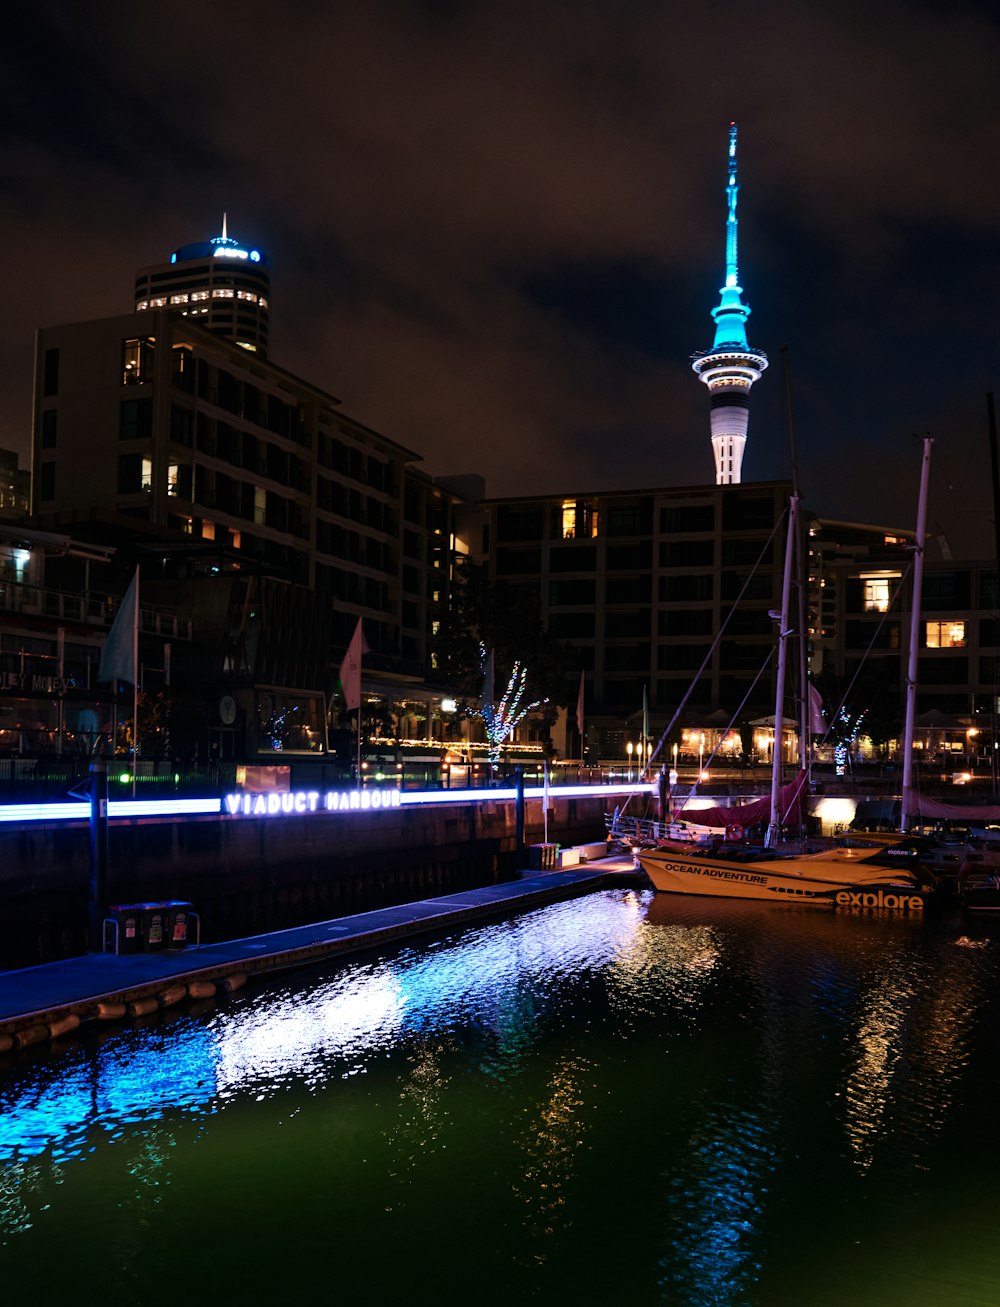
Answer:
637, 846, 928, 909
959, 872, 1000, 913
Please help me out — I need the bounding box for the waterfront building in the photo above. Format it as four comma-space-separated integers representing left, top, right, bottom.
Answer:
827, 554, 1000, 772
30, 233, 471, 763
691, 123, 768, 485
458, 480, 790, 757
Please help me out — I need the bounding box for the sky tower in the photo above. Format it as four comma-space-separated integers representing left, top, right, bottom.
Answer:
692, 123, 768, 484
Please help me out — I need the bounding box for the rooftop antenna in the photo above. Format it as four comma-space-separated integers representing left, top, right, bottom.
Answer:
221, 211, 228, 241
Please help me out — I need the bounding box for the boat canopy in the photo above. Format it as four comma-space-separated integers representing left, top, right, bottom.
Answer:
679, 769, 807, 830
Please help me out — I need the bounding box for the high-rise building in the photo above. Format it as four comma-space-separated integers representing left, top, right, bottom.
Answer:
30, 206, 480, 759
133, 217, 271, 357
692, 124, 768, 485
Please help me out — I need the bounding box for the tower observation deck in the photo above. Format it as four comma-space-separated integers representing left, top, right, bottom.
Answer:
691, 123, 767, 484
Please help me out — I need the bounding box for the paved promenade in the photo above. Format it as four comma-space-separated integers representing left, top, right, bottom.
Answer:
0, 855, 641, 1043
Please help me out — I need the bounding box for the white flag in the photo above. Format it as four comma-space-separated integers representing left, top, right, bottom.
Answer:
339, 618, 367, 712
98, 569, 139, 685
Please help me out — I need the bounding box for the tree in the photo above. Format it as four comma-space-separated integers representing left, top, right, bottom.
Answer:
478, 650, 548, 763
435, 560, 574, 725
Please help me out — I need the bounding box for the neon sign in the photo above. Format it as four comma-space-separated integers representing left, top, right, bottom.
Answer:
213, 248, 261, 262
224, 789, 403, 817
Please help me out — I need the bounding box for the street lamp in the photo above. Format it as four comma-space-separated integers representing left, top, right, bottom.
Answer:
627, 740, 633, 781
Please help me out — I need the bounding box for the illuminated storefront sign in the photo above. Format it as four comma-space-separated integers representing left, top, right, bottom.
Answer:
224, 789, 403, 817
0, 672, 72, 693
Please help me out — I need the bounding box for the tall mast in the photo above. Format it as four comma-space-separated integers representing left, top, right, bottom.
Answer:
766, 495, 799, 848
692, 123, 768, 485
900, 438, 933, 832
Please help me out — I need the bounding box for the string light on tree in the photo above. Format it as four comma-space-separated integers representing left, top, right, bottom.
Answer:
477, 646, 547, 764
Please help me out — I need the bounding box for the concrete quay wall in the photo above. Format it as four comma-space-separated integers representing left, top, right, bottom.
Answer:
1, 793, 611, 969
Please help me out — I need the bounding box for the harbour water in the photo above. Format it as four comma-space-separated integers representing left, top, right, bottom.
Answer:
2, 888, 1000, 1305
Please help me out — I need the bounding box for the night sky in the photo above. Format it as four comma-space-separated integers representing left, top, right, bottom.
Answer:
6, 1, 1000, 557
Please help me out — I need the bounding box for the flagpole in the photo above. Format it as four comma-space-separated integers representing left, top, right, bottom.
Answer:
132, 566, 139, 798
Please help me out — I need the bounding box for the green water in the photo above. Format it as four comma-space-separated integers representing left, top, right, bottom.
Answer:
2, 889, 1000, 1305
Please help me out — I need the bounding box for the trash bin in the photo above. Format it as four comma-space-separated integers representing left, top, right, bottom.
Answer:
163, 900, 195, 949
105, 903, 144, 955
528, 843, 559, 870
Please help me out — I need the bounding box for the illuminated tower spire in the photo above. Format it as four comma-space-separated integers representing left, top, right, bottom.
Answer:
692, 122, 768, 484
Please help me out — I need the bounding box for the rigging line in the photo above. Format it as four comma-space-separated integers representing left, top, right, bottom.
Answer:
639, 504, 790, 787
670, 646, 776, 818
815, 556, 915, 751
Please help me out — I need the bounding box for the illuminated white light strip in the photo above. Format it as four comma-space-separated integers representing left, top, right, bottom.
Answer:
0, 786, 652, 824
0, 803, 88, 823
108, 799, 223, 818
397, 783, 655, 806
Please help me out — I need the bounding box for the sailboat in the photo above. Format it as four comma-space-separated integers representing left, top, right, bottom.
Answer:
636, 446, 940, 910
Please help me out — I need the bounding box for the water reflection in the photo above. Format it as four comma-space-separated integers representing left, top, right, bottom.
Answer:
660, 1101, 777, 1306
1, 890, 1000, 1305
0, 892, 640, 1167
514, 1055, 593, 1263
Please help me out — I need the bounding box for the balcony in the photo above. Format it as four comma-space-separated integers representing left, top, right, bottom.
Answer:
0, 583, 193, 641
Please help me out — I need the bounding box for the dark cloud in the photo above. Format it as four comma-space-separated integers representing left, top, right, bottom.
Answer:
4, 1, 1000, 551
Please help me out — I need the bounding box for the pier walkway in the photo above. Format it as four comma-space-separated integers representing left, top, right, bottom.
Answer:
0, 855, 641, 1045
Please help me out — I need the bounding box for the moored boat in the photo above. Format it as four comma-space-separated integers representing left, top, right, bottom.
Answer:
636, 838, 935, 910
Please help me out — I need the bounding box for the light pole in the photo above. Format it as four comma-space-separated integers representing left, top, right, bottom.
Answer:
627, 740, 633, 782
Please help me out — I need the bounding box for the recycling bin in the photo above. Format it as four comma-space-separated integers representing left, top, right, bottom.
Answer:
163, 901, 195, 949
141, 902, 169, 952
105, 903, 144, 955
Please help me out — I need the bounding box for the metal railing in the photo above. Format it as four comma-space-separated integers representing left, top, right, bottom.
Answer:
0, 581, 192, 640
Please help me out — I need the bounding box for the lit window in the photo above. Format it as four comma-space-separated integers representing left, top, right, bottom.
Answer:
861, 573, 899, 612
212, 288, 235, 299
926, 620, 966, 649
122, 337, 155, 386
562, 500, 577, 540
254, 486, 266, 526
561, 500, 598, 539
149, 296, 167, 307
258, 296, 268, 309
236, 291, 258, 303
202, 520, 215, 541
167, 463, 179, 496
431, 620, 441, 635
141, 457, 153, 491
191, 291, 209, 302
136, 300, 148, 311
169, 293, 189, 305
